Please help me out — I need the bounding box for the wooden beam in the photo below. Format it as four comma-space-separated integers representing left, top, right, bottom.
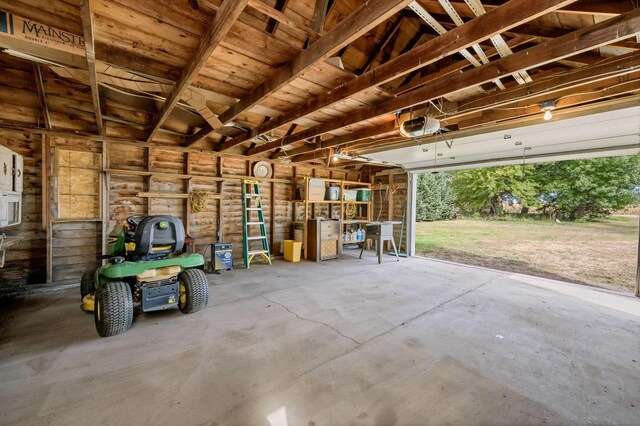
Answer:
356, 95, 640, 154
392, 35, 535, 95
145, 0, 249, 143
79, 0, 103, 135
33, 64, 51, 130
247, 8, 640, 156
360, 16, 404, 75
311, 0, 330, 34
456, 77, 640, 129
248, 0, 319, 40
209, 0, 414, 148
227, 0, 578, 152
450, 52, 640, 121
265, 0, 290, 34
286, 121, 399, 162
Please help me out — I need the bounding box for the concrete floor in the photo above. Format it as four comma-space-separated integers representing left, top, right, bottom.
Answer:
1, 252, 639, 425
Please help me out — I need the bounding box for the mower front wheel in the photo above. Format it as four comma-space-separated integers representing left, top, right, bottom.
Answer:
80, 268, 97, 300
178, 269, 209, 314
94, 281, 134, 337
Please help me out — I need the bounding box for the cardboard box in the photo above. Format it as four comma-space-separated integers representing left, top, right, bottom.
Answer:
308, 178, 325, 201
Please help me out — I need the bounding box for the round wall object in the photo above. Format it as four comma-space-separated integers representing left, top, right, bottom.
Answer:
253, 161, 273, 179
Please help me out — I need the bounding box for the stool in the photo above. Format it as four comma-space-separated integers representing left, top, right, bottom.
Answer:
359, 223, 399, 264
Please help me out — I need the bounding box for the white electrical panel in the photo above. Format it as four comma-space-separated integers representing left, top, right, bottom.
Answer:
0, 145, 23, 227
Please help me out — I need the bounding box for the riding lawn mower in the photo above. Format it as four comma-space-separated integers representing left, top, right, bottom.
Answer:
81, 215, 209, 337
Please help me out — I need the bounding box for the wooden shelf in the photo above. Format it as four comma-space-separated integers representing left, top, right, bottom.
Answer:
292, 177, 372, 260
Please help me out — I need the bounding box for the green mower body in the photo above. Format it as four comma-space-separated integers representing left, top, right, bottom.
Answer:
82, 215, 209, 337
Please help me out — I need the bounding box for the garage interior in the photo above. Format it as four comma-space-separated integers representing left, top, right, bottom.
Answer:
0, 0, 639, 424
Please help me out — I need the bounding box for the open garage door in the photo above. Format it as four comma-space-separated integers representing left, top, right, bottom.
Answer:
364, 106, 640, 296
362, 106, 640, 173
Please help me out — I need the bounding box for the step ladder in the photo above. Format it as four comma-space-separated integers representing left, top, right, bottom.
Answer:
241, 179, 271, 268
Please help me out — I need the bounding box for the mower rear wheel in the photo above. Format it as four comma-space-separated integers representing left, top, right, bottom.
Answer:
178, 269, 209, 314
94, 281, 134, 337
80, 268, 97, 300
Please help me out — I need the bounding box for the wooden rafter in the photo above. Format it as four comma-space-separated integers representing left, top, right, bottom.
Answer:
249, 0, 319, 40
196, 0, 415, 149
393, 34, 535, 95
359, 16, 404, 75
246, 8, 640, 156
356, 95, 640, 154
311, 0, 330, 34
346, 56, 640, 152
79, 0, 103, 135
450, 52, 640, 122
420, 0, 632, 19
290, 122, 399, 163
145, 0, 250, 143
243, 0, 580, 155
32, 64, 51, 130
227, 0, 578, 152
265, 0, 290, 34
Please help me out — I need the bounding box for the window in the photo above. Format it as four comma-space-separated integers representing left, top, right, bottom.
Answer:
56, 149, 101, 219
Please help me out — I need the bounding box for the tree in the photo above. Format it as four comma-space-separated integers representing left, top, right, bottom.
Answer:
535, 156, 640, 218
450, 165, 539, 215
416, 172, 456, 221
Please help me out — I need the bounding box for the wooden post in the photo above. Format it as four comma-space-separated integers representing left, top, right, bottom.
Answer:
387, 173, 394, 251
270, 163, 276, 255
101, 141, 110, 257
636, 214, 639, 298
147, 147, 152, 215
217, 156, 223, 241
185, 152, 192, 236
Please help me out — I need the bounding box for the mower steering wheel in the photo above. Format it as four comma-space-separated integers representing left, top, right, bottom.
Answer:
126, 215, 146, 228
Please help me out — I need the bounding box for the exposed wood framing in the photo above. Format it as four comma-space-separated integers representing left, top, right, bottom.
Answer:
311, 0, 330, 34
248, 8, 640, 156
265, 0, 291, 34
79, 0, 104, 135
236, 0, 579, 152
145, 0, 250, 143
208, 0, 415, 150
248, 0, 319, 40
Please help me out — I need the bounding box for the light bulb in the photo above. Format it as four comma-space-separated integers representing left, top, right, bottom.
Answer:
543, 110, 553, 121
332, 155, 338, 162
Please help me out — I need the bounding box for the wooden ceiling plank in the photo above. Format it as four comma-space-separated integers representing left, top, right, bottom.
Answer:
248, 0, 319, 40
359, 16, 404, 75
209, 0, 414, 148
456, 78, 640, 129
449, 52, 640, 120
145, 0, 250, 143
266, 0, 291, 34
393, 35, 535, 95
246, 8, 640, 156
228, 0, 578, 152
80, 0, 103, 135
241, 0, 575, 155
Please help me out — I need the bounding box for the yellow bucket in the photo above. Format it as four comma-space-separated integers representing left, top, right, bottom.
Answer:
283, 240, 302, 262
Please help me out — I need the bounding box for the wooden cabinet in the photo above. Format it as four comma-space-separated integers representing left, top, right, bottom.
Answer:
307, 219, 341, 262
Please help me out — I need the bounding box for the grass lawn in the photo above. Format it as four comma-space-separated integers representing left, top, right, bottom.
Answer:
415, 216, 639, 292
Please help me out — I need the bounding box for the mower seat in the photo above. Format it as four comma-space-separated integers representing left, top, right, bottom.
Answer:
132, 215, 185, 260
